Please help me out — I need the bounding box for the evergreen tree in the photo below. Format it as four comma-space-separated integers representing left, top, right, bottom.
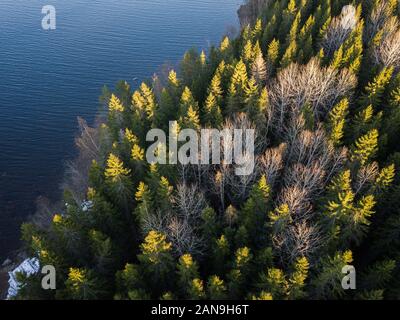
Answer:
227, 60, 249, 114
237, 175, 270, 247
327, 98, 349, 146
266, 38, 280, 76
138, 231, 175, 296
207, 275, 227, 299
361, 67, 394, 108
351, 129, 379, 165
65, 267, 104, 300
310, 250, 353, 299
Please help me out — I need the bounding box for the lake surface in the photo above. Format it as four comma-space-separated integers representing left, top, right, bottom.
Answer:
0, 0, 239, 261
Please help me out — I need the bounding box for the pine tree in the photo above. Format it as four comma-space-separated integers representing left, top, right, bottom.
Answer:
65, 267, 103, 299
115, 263, 149, 300
154, 88, 176, 131
238, 175, 270, 247
280, 39, 297, 69
313, 0, 331, 41
183, 105, 201, 130
258, 267, 287, 299
327, 98, 349, 146
322, 169, 377, 246
203, 92, 223, 128
269, 204, 291, 234
105, 153, 130, 183
358, 260, 396, 297
375, 164, 396, 191
361, 67, 394, 108
108, 94, 125, 137
212, 234, 230, 276
132, 82, 157, 121
252, 18, 263, 40
134, 181, 153, 226
220, 36, 230, 53
262, 14, 278, 46
382, 86, 400, 153
280, 0, 298, 42
297, 14, 315, 63
88, 229, 115, 276
138, 231, 175, 296
227, 60, 248, 114
351, 105, 380, 140
188, 278, 206, 300
179, 87, 199, 121
207, 275, 227, 299
177, 254, 200, 298
109, 94, 124, 113
266, 38, 280, 76
227, 247, 253, 298
287, 257, 309, 300
311, 250, 353, 299
104, 154, 132, 207
200, 50, 206, 66
322, 170, 355, 243
242, 40, 254, 66
209, 71, 224, 99
351, 129, 379, 165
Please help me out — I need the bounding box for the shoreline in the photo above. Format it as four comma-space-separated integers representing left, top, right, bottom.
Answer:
0, 1, 251, 300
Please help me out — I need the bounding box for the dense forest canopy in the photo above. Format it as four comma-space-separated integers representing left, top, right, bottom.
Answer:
17, 0, 400, 300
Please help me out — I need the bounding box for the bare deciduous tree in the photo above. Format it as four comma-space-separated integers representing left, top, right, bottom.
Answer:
31, 196, 62, 230
277, 186, 314, 222
63, 117, 106, 204
273, 221, 323, 266
174, 183, 206, 222
141, 184, 207, 257
322, 5, 358, 57
372, 17, 400, 69
269, 58, 356, 135
238, 0, 272, 26
354, 162, 379, 195
286, 125, 347, 183
365, 0, 397, 42
167, 216, 205, 257
258, 143, 285, 188
251, 54, 268, 85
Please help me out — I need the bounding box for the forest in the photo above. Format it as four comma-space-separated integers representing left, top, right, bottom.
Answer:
15, 0, 400, 299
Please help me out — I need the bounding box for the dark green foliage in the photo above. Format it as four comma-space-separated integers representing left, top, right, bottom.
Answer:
16, 0, 400, 300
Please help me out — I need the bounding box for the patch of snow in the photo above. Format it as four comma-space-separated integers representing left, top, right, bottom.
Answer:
7, 258, 40, 299
81, 200, 93, 212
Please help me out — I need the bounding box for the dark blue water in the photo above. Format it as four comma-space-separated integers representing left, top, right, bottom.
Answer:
0, 0, 239, 260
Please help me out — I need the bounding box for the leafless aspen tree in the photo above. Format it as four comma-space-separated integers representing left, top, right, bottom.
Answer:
273, 221, 322, 266
354, 162, 380, 195
238, 0, 272, 26
167, 216, 205, 257
365, 0, 395, 42
258, 144, 285, 188
142, 184, 206, 257
277, 186, 314, 222
63, 117, 106, 204
322, 5, 358, 57
174, 183, 206, 222
372, 17, 400, 69
251, 53, 268, 85
269, 58, 356, 134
